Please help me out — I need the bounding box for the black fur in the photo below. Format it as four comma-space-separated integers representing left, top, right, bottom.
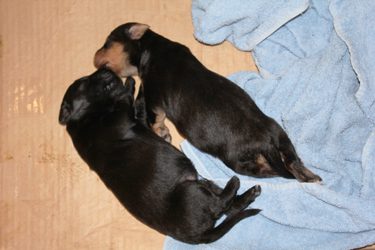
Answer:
59, 68, 261, 244
94, 23, 322, 183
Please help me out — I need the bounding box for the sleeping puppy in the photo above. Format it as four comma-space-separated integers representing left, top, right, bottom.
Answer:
93, 22, 322, 183
58, 68, 261, 244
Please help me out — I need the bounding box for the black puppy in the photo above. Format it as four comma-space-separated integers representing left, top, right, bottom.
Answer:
93, 22, 322, 183
58, 68, 261, 244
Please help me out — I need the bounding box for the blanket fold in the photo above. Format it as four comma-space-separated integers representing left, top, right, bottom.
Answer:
164, 0, 375, 249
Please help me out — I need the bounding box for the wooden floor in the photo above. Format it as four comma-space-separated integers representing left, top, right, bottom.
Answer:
1, 0, 374, 249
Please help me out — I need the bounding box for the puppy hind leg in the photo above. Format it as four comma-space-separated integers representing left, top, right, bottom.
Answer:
280, 152, 322, 183
200, 178, 260, 216
230, 155, 280, 178
195, 209, 261, 244
225, 185, 261, 218
263, 149, 295, 179
279, 133, 322, 183
219, 176, 240, 201
202, 176, 240, 218
195, 180, 261, 243
199, 179, 225, 196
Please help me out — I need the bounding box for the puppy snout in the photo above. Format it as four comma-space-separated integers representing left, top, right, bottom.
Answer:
94, 49, 108, 69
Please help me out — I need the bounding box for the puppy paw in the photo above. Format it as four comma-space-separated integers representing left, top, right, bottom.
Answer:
248, 185, 262, 198
240, 184, 261, 205
227, 176, 240, 190
287, 162, 322, 183
304, 174, 323, 183
225, 184, 261, 217
153, 125, 172, 143
162, 133, 172, 143
296, 168, 322, 183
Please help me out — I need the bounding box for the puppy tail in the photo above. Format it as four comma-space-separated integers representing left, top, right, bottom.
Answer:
196, 209, 261, 244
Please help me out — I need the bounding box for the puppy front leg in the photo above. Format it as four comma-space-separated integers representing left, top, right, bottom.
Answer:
279, 133, 322, 183
134, 86, 171, 144
134, 84, 149, 128
150, 107, 172, 143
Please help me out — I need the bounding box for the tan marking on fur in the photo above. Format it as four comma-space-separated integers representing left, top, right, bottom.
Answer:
153, 108, 166, 123
254, 154, 275, 175
255, 154, 268, 165
151, 108, 171, 143
94, 42, 138, 77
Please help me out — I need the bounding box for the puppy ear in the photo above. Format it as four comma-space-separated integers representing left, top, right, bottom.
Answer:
59, 101, 71, 125
59, 98, 89, 125
128, 23, 150, 40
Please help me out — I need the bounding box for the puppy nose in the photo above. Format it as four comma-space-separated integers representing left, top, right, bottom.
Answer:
94, 50, 108, 69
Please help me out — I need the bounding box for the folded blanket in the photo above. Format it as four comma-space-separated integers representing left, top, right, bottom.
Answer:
164, 0, 375, 249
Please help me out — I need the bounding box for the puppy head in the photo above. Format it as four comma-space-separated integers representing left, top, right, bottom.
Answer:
94, 22, 150, 77
59, 68, 136, 125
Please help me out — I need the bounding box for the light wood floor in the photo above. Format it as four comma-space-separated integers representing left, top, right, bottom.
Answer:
0, 0, 373, 249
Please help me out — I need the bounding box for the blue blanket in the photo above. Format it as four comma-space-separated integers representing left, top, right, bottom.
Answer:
164, 0, 375, 249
